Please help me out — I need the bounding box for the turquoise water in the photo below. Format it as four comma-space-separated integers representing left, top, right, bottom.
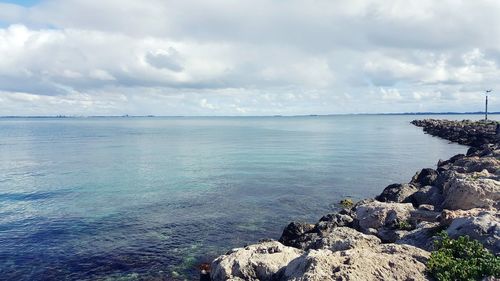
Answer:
0, 115, 475, 280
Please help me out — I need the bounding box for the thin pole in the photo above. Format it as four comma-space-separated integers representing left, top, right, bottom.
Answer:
485, 94, 488, 121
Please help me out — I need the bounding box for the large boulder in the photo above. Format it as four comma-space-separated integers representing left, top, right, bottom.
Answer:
446, 211, 500, 255
410, 185, 444, 209
396, 222, 441, 251
280, 244, 430, 281
278, 222, 315, 249
307, 227, 380, 252
314, 213, 354, 234
411, 168, 439, 187
211, 241, 303, 281
442, 171, 500, 210
376, 183, 418, 203
450, 156, 500, 174
355, 201, 415, 232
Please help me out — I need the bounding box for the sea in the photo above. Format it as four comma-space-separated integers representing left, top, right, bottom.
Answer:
0, 114, 489, 280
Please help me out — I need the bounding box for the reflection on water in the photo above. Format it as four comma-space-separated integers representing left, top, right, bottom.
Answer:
0, 115, 474, 280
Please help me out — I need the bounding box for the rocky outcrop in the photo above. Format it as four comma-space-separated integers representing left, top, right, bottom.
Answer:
280, 244, 430, 281
445, 211, 500, 255
354, 201, 415, 230
307, 227, 381, 252
212, 119, 500, 281
211, 241, 303, 281
411, 119, 499, 146
441, 171, 500, 210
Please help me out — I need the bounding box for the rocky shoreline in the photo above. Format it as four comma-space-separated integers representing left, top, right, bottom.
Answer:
210, 119, 500, 281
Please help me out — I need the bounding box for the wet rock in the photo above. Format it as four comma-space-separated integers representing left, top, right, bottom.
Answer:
211, 241, 303, 281
376, 183, 418, 203
280, 244, 430, 281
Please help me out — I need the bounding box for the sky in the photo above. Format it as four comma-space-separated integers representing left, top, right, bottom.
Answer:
0, 0, 500, 116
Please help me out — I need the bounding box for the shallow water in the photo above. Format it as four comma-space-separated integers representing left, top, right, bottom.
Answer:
0, 115, 482, 280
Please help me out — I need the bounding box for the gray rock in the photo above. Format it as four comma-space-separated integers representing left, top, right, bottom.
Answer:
211, 241, 303, 281
314, 213, 354, 234
411, 168, 439, 187
442, 171, 500, 210
376, 183, 418, 203
280, 244, 430, 281
396, 222, 442, 251
411, 185, 444, 209
278, 222, 315, 249
446, 211, 500, 255
307, 227, 380, 251
355, 201, 415, 232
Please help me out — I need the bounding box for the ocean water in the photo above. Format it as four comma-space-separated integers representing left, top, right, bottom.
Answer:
0, 115, 480, 280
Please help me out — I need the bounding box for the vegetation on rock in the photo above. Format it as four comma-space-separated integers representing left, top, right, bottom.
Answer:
427, 232, 500, 281
339, 198, 354, 208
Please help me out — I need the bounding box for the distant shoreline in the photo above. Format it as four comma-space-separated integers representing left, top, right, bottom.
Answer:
0, 112, 499, 119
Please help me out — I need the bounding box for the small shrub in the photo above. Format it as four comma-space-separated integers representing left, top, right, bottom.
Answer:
339, 198, 354, 208
427, 231, 500, 281
394, 220, 413, 231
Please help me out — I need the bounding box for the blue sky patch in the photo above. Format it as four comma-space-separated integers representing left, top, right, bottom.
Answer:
1, 0, 40, 7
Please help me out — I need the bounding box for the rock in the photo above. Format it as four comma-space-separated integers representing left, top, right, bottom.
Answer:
376, 183, 418, 203
438, 208, 491, 226
355, 201, 415, 232
446, 211, 500, 255
450, 156, 500, 174
396, 222, 442, 251
411, 168, 439, 187
442, 171, 500, 210
376, 228, 408, 243
280, 244, 430, 281
278, 222, 315, 248
410, 185, 444, 208
211, 241, 303, 281
411, 119, 499, 147
308, 227, 380, 252
410, 208, 441, 223
315, 213, 354, 234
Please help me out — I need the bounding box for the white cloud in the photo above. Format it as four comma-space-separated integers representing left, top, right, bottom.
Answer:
1, 0, 500, 115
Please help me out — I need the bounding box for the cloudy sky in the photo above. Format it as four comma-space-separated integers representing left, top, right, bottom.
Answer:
1, 0, 499, 116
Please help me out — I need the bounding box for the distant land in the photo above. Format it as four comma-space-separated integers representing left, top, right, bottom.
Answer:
0, 112, 499, 118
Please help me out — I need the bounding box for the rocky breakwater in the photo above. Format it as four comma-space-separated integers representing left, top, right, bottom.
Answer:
211, 119, 500, 281
411, 119, 499, 147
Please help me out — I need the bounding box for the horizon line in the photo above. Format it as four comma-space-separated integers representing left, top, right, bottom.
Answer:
0, 111, 499, 118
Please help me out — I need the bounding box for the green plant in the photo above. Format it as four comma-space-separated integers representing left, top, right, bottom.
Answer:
339, 198, 354, 208
394, 220, 413, 231
427, 231, 500, 281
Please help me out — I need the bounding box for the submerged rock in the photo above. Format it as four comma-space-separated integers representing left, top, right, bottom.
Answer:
211, 241, 303, 281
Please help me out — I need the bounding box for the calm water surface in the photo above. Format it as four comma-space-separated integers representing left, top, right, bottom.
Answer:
0, 115, 481, 280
